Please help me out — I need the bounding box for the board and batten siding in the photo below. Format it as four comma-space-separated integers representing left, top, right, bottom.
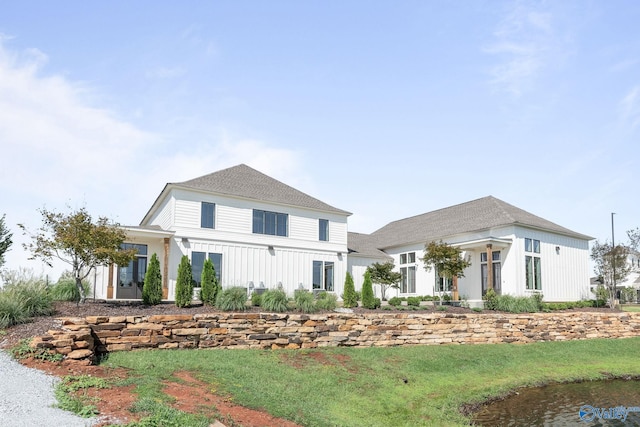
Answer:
163, 237, 346, 299
511, 227, 591, 301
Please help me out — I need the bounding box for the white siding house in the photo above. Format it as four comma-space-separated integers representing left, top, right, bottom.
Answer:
95, 166, 592, 307
94, 164, 350, 301
347, 196, 593, 306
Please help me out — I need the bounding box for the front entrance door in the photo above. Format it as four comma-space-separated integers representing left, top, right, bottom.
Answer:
116, 244, 147, 299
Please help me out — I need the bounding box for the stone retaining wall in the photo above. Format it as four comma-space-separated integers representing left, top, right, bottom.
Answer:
30, 311, 640, 364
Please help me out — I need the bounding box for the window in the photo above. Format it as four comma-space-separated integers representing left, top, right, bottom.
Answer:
524, 238, 540, 253
312, 261, 334, 291
481, 251, 501, 295
201, 202, 215, 229
319, 219, 329, 241
525, 238, 542, 290
399, 252, 416, 293
119, 244, 148, 288
192, 251, 223, 286
253, 209, 288, 236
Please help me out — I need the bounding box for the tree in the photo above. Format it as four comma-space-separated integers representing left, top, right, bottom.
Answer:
421, 240, 471, 304
366, 261, 402, 301
628, 228, 640, 253
361, 270, 376, 309
142, 253, 163, 305
19, 207, 136, 303
200, 258, 219, 306
342, 271, 358, 308
175, 255, 193, 308
591, 240, 631, 306
0, 214, 13, 269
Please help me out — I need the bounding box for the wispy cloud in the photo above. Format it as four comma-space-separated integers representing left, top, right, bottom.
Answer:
619, 85, 640, 131
484, 2, 558, 97
0, 39, 302, 277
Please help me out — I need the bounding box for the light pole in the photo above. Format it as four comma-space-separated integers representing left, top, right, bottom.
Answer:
611, 212, 616, 299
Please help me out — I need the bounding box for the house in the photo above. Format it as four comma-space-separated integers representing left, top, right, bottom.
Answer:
94, 165, 593, 307
94, 164, 351, 300
348, 196, 594, 306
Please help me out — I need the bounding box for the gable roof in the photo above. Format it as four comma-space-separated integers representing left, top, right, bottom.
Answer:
347, 232, 391, 260
368, 196, 593, 249
142, 164, 350, 224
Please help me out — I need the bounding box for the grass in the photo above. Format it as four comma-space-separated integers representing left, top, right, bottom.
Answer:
622, 305, 640, 312
102, 337, 640, 426
54, 375, 110, 418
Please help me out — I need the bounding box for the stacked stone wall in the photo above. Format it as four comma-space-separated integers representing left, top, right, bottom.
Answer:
30, 311, 640, 364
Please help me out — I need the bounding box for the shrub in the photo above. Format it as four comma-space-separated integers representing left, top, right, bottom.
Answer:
483, 289, 497, 310
490, 294, 540, 313
342, 272, 358, 308
251, 292, 262, 307
355, 291, 362, 302
373, 298, 382, 309
216, 287, 247, 311
361, 271, 376, 309
261, 289, 289, 312
142, 253, 163, 305
4, 279, 54, 318
531, 292, 544, 311
422, 295, 433, 301
437, 305, 448, 311
316, 292, 337, 311
472, 307, 483, 312
50, 279, 91, 302
175, 256, 193, 308
294, 289, 316, 313
442, 294, 452, 302
406, 296, 421, 307
0, 293, 27, 328
388, 296, 402, 307
200, 259, 219, 306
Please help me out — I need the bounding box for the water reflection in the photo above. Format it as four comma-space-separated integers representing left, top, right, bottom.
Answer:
472, 379, 640, 426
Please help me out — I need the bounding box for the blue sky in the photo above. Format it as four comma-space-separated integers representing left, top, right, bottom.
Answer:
1, 1, 638, 279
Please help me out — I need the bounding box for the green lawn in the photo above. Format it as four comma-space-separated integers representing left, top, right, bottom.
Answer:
101, 337, 640, 426
622, 305, 640, 312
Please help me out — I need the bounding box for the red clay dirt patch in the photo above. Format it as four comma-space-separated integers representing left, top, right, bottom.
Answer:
164, 371, 302, 427
18, 358, 302, 427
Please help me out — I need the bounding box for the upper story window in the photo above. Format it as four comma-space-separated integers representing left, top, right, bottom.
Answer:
252, 209, 288, 237
319, 219, 329, 241
201, 202, 215, 229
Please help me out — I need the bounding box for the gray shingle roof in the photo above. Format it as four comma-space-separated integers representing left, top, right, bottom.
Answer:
174, 164, 351, 215
347, 232, 391, 259
368, 196, 592, 249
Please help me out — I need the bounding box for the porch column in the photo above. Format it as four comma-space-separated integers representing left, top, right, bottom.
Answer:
162, 237, 170, 299
452, 276, 459, 301
486, 244, 493, 291
106, 263, 114, 299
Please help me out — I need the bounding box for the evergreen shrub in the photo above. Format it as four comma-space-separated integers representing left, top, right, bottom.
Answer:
342, 272, 358, 308
175, 256, 193, 308
142, 253, 163, 305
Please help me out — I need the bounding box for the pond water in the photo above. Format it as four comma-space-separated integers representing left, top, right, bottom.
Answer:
472, 379, 640, 426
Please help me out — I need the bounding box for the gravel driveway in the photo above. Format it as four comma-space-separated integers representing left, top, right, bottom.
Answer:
0, 351, 100, 427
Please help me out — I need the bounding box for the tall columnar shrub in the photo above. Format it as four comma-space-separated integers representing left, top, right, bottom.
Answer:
361, 270, 376, 309
175, 255, 193, 308
200, 258, 219, 306
142, 253, 163, 305
342, 272, 357, 308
